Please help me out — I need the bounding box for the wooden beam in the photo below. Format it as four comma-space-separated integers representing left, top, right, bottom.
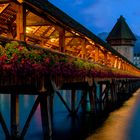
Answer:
42, 26, 52, 37
110, 55, 115, 68
15, 3, 26, 40
118, 59, 121, 69
65, 38, 74, 46
26, 22, 51, 26
0, 23, 8, 30
81, 39, 86, 59
94, 44, 99, 62
40, 94, 52, 138
56, 91, 71, 113
103, 51, 107, 65
0, 112, 10, 138
21, 96, 40, 138
71, 90, 76, 114
0, 3, 9, 14
89, 87, 95, 113
10, 94, 19, 139
17, 0, 23, 3
0, 1, 10, 4
59, 28, 65, 52
32, 26, 41, 34
114, 57, 118, 68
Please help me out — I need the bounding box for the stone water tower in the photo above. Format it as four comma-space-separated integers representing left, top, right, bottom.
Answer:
106, 16, 136, 62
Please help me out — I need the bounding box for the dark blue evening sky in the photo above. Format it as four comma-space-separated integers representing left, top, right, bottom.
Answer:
50, 0, 140, 36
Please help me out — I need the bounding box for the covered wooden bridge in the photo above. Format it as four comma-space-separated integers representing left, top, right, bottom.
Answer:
0, 0, 140, 140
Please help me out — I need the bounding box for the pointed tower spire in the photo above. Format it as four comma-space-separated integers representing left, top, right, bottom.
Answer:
106, 15, 136, 42
106, 15, 136, 62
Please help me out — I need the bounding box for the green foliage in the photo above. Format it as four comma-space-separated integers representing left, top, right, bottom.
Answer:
0, 45, 5, 56
26, 50, 43, 63
73, 59, 94, 70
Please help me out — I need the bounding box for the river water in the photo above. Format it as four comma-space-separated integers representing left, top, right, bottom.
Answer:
86, 88, 140, 140
0, 89, 140, 140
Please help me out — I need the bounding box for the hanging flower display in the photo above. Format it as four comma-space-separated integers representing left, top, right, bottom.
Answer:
0, 41, 139, 81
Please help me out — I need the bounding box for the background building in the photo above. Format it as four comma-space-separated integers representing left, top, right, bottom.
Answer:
106, 16, 136, 63
133, 53, 140, 67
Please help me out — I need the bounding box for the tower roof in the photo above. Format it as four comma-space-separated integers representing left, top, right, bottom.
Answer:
106, 16, 136, 41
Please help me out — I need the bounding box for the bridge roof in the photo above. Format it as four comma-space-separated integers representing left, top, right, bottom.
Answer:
106, 16, 136, 41
0, 0, 137, 67
23, 0, 103, 44
23, 0, 134, 64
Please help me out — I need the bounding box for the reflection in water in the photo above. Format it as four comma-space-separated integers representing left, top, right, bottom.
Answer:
0, 89, 140, 140
126, 92, 140, 140
86, 89, 140, 140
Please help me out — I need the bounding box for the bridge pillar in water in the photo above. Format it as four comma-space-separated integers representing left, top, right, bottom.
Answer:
10, 93, 20, 139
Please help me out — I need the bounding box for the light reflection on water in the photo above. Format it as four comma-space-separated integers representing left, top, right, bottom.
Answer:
0, 91, 85, 140
86, 89, 140, 140
0, 89, 140, 140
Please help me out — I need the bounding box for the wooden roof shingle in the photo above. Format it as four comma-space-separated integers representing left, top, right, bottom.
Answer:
106, 16, 136, 41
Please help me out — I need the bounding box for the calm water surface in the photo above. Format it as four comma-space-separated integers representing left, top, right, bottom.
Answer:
86, 89, 140, 140
0, 89, 140, 140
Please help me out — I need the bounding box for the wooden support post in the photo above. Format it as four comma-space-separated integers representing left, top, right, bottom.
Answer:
114, 58, 118, 68
118, 60, 121, 69
110, 55, 114, 67
76, 93, 87, 113
93, 82, 98, 114
89, 87, 95, 113
59, 28, 65, 52
82, 39, 86, 59
11, 94, 19, 139
110, 80, 117, 103
20, 96, 40, 138
106, 83, 109, 103
15, 4, 26, 41
98, 82, 110, 112
71, 90, 76, 114
56, 91, 71, 113
103, 51, 107, 65
0, 112, 10, 139
122, 61, 125, 70
40, 94, 52, 139
99, 83, 102, 112
50, 93, 54, 116
81, 90, 87, 112
115, 80, 119, 102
